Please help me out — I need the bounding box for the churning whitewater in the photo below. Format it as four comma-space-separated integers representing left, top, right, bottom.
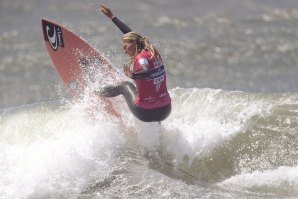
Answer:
1, 88, 297, 198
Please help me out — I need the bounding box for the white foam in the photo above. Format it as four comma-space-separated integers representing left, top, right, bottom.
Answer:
136, 121, 161, 151
217, 166, 298, 195
0, 103, 124, 199
160, 88, 272, 165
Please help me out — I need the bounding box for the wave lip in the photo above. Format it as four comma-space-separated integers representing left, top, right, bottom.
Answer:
161, 88, 298, 197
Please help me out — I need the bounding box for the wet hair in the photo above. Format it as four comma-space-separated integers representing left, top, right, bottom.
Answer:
122, 32, 155, 59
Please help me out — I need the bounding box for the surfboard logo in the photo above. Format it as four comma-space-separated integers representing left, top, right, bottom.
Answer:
42, 20, 64, 51
68, 80, 77, 90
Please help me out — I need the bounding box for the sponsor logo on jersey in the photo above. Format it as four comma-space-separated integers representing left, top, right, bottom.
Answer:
150, 65, 165, 78
42, 20, 64, 51
138, 58, 149, 66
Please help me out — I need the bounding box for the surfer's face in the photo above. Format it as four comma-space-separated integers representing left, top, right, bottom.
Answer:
122, 39, 137, 57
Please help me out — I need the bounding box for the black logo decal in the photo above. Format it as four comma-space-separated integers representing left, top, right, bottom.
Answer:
42, 20, 64, 51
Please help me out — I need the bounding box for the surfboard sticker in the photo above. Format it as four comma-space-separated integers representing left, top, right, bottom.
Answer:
41, 18, 123, 118
42, 20, 64, 51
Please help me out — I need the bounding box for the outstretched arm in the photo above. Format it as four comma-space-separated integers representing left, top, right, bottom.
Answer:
99, 3, 132, 34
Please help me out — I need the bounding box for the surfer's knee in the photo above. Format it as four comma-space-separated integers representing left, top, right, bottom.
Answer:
120, 81, 135, 89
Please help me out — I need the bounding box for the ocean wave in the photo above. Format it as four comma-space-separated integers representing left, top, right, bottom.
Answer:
0, 87, 297, 198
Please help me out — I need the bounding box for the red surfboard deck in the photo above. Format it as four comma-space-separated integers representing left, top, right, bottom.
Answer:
41, 18, 122, 118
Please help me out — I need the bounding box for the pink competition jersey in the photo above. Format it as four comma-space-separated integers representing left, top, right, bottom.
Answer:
133, 49, 171, 109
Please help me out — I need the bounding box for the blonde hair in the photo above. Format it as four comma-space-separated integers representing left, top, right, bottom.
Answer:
122, 32, 155, 59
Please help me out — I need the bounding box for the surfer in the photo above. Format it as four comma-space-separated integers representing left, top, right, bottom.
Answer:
97, 3, 171, 122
